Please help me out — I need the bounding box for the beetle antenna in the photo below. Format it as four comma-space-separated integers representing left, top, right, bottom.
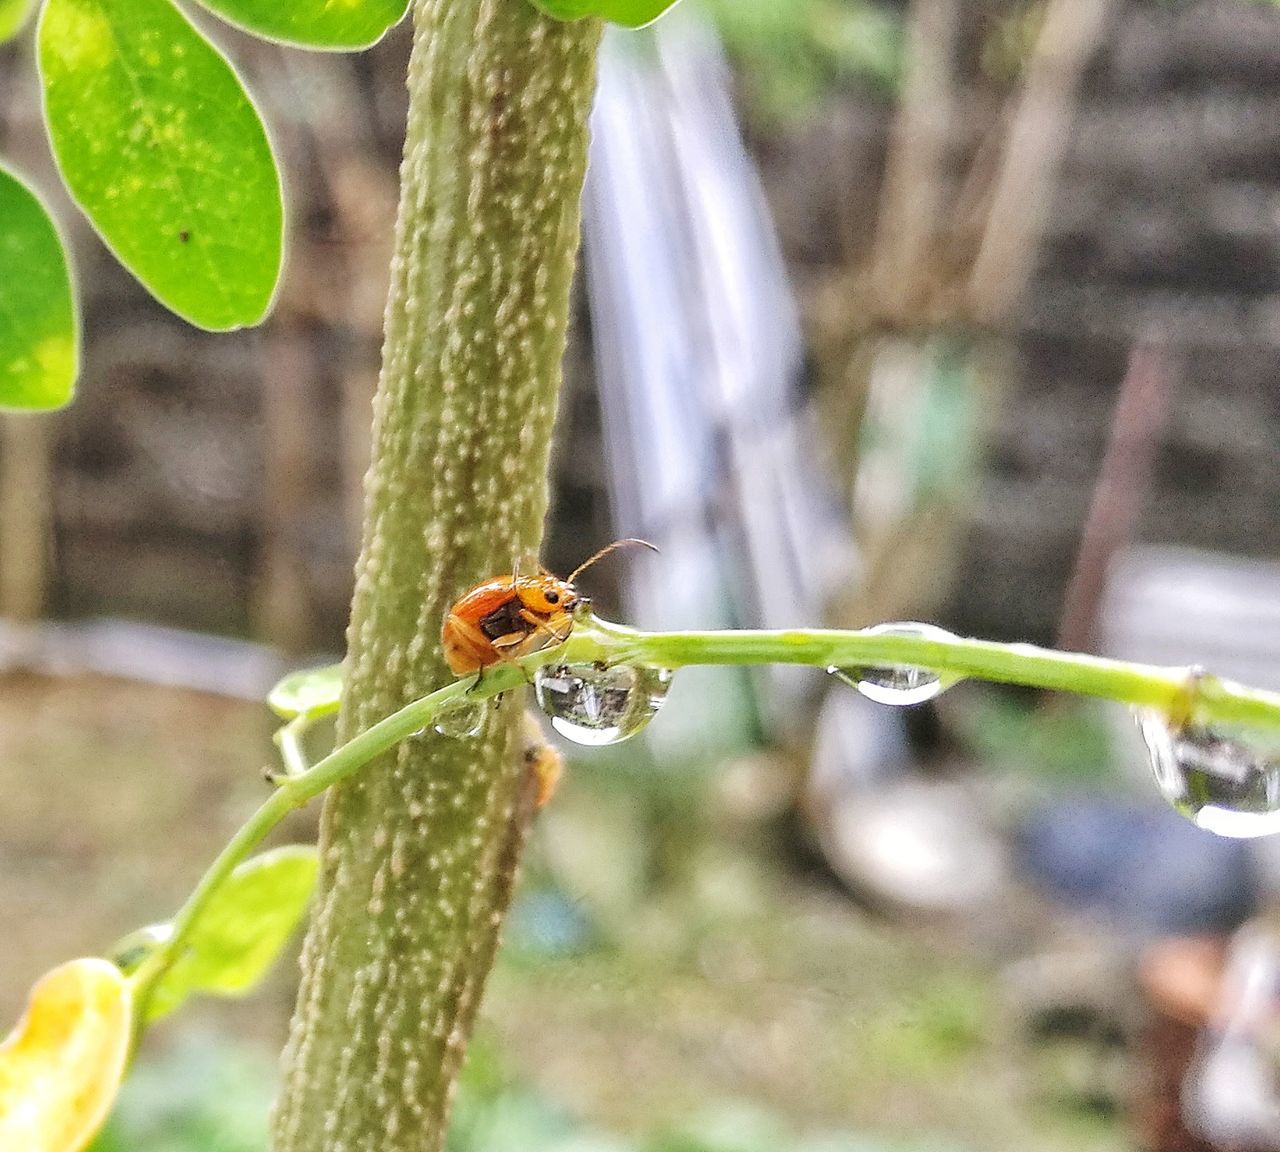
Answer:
567, 538, 659, 584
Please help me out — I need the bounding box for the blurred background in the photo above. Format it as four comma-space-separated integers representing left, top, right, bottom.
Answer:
4, 1, 1280, 1149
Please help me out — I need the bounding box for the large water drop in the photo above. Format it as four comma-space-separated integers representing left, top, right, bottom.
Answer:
1136, 709, 1280, 838
432, 699, 489, 739
533, 662, 673, 746
827, 621, 959, 707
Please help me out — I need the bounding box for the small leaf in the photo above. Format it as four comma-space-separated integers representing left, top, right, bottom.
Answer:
530, 0, 682, 28
146, 845, 318, 1021
192, 0, 407, 49
38, 0, 283, 330
0, 167, 79, 410
268, 663, 343, 719
0, 0, 38, 41
0, 958, 133, 1152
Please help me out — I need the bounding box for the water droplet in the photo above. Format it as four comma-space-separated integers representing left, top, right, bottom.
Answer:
432, 699, 489, 739
827, 622, 959, 707
1136, 709, 1280, 838
534, 662, 673, 746
108, 923, 172, 975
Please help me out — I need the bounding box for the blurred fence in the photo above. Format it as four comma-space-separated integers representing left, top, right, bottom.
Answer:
0, 27, 410, 651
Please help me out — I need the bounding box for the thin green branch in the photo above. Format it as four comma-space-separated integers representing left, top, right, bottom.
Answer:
273, 716, 313, 778
129, 785, 295, 1009
576, 618, 1280, 734
128, 617, 1280, 1019
129, 671, 514, 1011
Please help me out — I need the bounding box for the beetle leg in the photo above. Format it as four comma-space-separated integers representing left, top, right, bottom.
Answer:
488, 630, 539, 684
517, 609, 572, 646
500, 614, 568, 684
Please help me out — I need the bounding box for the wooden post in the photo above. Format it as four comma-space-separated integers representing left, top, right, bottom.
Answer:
0, 413, 53, 623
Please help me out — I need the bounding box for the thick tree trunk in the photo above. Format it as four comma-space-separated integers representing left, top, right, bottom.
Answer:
270, 3, 600, 1148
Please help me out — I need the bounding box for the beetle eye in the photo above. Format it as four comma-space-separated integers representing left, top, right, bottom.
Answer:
545, 591, 560, 605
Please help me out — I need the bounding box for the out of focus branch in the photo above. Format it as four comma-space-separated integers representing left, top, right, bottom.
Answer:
968, 0, 1114, 324
868, 0, 960, 324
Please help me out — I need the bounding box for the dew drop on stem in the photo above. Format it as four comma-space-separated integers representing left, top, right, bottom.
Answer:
827, 621, 961, 707
533, 662, 673, 746
1136, 708, 1280, 838
432, 699, 489, 739
108, 923, 172, 975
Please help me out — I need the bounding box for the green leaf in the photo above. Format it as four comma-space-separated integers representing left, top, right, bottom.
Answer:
268, 662, 343, 719
0, 0, 37, 41
37, 0, 283, 331
529, 0, 682, 29
0, 167, 78, 411
146, 846, 318, 1021
192, 0, 407, 49
700, 0, 902, 120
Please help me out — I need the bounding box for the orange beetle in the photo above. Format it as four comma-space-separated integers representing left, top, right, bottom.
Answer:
441, 539, 655, 677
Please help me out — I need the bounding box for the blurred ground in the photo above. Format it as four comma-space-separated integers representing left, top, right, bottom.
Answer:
0, 672, 1128, 1152
0, 673, 307, 1030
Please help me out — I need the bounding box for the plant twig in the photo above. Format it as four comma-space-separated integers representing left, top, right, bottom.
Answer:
967, 0, 1114, 324
129, 615, 1280, 1021
575, 619, 1280, 734
1056, 339, 1172, 653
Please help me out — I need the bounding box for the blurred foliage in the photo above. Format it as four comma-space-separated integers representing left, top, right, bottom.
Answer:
268, 663, 342, 718
854, 337, 983, 521
978, 2, 1044, 84
532, 0, 683, 27
88, 1033, 276, 1152
694, 0, 901, 121
84, 1028, 965, 1152
0, 0, 35, 41
855, 975, 989, 1079
955, 693, 1118, 786
451, 1036, 970, 1152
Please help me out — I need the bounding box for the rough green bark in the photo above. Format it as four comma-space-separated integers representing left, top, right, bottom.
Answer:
270, 2, 601, 1148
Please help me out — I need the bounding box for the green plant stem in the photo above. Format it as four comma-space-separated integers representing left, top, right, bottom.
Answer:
275, 621, 1280, 734
130, 788, 294, 1004
575, 619, 1280, 734
133, 618, 1280, 1020
130, 674, 504, 1012
273, 716, 311, 778
270, 3, 602, 1144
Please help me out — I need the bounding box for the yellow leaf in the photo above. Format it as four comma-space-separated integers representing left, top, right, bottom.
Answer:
0, 958, 133, 1152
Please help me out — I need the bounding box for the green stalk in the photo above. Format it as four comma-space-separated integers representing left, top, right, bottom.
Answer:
268, 0, 601, 1147
127, 620, 1280, 1045
144, 619, 1280, 979
574, 621, 1280, 733
131, 676, 510, 1012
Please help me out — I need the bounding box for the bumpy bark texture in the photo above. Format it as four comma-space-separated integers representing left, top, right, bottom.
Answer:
270, 3, 600, 1149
